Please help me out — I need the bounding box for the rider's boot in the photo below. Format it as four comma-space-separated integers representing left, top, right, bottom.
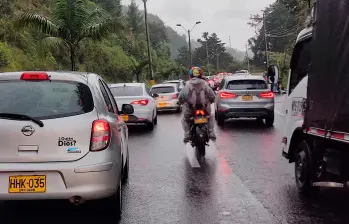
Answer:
209, 130, 217, 141
183, 132, 191, 144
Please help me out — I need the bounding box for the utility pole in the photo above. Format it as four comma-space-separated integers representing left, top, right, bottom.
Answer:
143, 0, 154, 85
206, 42, 210, 75
249, 12, 269, 71
245, 44, 250, 72
177, 22, 201, 68
187, 30, 192, 67
263, 12, 269, 71
229, 36, 232, 48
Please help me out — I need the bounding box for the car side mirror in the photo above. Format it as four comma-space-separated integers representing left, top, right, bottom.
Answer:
152, 93, 159, 98
121, 104, 134, 115
267, 65, 278, 84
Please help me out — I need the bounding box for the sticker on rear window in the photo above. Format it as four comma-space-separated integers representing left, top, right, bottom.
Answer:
58, 137, 76, 147
67, 147, 81, 153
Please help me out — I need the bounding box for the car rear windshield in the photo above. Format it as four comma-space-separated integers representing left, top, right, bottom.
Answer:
110, 86, 143, 96
227, 80, 267, 90
151, 86, 175, 94
0, 81, 94, 119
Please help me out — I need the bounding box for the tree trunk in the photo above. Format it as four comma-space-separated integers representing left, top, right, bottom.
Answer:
136, 71, 140, 82
70, 46, 76, 71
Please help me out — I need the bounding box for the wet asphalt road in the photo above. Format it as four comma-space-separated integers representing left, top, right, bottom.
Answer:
2, 95, 349, 223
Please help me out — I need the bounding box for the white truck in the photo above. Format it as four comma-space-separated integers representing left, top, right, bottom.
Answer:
268, 0, 349, 195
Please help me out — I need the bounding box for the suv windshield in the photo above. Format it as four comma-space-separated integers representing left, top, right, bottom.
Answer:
0, 81, 94, 119
151, 86, 175, 94
227, 80, 267, 90
110, 86, 143, 96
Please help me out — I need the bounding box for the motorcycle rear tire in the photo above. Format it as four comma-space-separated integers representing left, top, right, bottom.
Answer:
195, 143, 206, 159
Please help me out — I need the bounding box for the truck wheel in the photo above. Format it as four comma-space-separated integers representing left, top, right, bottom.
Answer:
295, 140, 319, 195
265, 113, 274, 127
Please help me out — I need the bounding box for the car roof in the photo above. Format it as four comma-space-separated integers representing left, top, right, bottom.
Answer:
225, 74, 265, 81
0, 71, 93, 84
109, 83, 144, 88
151, 83, 178, 88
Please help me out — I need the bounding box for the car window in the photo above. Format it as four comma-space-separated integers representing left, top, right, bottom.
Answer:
110, 86, 143, 96
0, 81, 94, 119
145, 86, 151, 95
99, 80, 115, 113
289, 38, 312, 95
151, 86, 175, 94
101, 80, 118, 113
227, 80, 267, 90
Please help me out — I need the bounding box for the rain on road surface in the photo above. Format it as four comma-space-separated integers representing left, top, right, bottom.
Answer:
1, 96, 349, 224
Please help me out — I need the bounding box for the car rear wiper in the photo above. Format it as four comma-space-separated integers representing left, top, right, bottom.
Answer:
0, 113, 44, 127
246, 87, 257, 90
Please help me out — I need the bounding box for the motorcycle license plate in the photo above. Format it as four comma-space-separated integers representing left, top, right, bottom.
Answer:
194, 117, 208, 124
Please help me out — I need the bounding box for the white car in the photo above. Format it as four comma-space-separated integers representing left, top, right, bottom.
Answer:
109, 83, 158, 130
151, 83, 181, 113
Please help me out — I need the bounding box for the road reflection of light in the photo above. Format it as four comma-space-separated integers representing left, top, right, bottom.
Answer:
259, 132, 278, 169
182, 160, 216, 224
219, 153, 232, 175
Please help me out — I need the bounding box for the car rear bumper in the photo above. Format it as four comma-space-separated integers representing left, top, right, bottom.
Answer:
217, 103, 274, 118
123, 109, 153, 124
156, 101, 180, 111
0, 150, 121, 201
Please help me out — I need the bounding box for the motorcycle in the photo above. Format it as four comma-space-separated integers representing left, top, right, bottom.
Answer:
189, 105, 210, 159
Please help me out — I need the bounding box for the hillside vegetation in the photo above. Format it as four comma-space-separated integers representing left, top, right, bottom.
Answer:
0, 0, 187, 82
248, 0, 314, 85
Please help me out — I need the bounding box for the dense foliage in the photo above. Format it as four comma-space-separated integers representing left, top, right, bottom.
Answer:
248, 0, 314, 86
0, 0, 188, 83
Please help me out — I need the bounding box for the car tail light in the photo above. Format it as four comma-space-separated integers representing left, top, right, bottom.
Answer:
131, 99, 149, 106
195, 110, 206, 116
20, 72, 50, 81
220, 92, 236, 98
90, 120, 110, 151
173, 94, 178, 99
259, 91, 274, 98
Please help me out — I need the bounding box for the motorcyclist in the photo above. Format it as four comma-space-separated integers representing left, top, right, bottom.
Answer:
178, 66, 217, 143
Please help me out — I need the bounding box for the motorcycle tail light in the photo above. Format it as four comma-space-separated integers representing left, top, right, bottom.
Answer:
195, 110, 205, 116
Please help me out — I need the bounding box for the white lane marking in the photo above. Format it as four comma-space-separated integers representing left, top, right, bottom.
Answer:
215, 153, 279, 224
185, 144, 201, 168
275, 110, 285, 116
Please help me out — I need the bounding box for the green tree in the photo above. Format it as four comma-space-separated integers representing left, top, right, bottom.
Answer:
127, 0, 144, 37
175, 45, 189, 67
17, 0, 123, 71
92, 0, 122, 16
193, 32, 234, 71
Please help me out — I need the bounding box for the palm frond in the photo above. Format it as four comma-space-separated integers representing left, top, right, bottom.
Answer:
52, 0, 90, 37
80, 19, 124, 41
87, 5, 111, 25
16, 12, 58, 36
41, 36, 69, 50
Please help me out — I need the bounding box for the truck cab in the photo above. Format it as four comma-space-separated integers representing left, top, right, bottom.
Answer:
282, 26, 312, 162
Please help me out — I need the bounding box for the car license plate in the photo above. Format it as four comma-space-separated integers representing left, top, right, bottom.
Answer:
121, 115, 128, 121
9, 175, 46, 193
158, 102, 167, 107
194, 117, 208, 124
242, 95, 253, 101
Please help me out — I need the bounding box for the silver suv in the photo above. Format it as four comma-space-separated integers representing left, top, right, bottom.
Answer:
0, 72, 133, 215
215, 75, 275, 126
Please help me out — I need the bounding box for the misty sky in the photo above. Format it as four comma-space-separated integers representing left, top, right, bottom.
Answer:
122, 0, 275, 51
